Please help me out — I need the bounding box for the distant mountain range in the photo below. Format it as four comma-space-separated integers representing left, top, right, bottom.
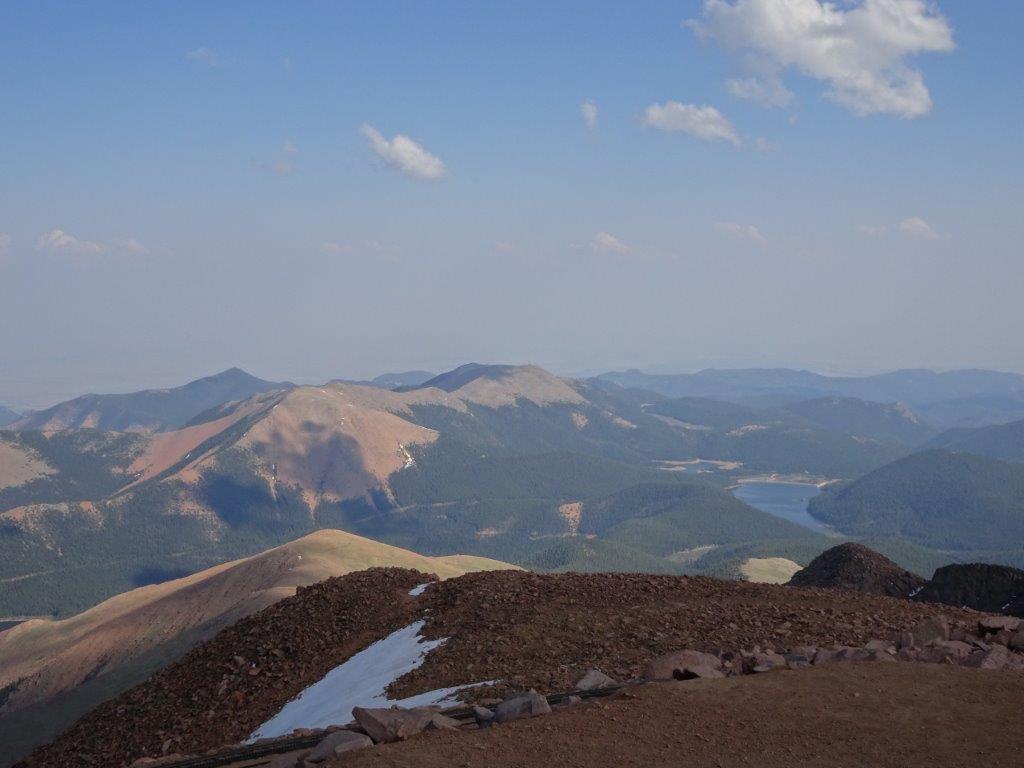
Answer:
4, 361, 1024, 620
1, 362, 846, 617
600, 367, 1024, 427
12, 368, 291, 433
0, 406, 19, 427
927, 418, 1024, 463
334, 370, 437, 390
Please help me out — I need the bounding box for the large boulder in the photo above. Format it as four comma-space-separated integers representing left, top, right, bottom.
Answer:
352, 706, 435, 744
493, 691, 552, 724
643, 650, 721, 681
306, 730, 373, 763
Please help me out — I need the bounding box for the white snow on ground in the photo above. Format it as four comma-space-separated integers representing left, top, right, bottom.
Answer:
248, 621, 485, 741
408, 582, 431, 596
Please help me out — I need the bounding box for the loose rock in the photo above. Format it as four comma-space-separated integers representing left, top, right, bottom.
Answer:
306, 729, 373, 762
644, 650, 721, 681
575, 669, 617, 691
493, 691, 552, 724
352, 707, 434, 744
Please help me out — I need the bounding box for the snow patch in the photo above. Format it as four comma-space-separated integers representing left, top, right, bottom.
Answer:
247, 621, 483, 741
409, 582, 431, 597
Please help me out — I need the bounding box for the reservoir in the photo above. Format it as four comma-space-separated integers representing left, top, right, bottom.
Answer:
731, 481, 834, 535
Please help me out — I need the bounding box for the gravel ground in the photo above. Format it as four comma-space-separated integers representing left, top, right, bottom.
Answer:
22, 569, 990, 767
331, 664, 1024, 768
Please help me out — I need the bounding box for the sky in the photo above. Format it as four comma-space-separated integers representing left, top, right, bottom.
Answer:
1, 1, 1023, 408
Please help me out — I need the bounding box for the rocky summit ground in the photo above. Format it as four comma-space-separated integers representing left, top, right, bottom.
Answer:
21, 567, 998, 768
326, 664, 1024, 768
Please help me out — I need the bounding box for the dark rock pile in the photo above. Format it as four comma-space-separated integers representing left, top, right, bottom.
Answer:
917, 563, 1024, 616
787, 543, 926, 597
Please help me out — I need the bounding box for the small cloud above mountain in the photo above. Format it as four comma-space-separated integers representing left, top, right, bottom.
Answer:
643, 101, 741, 145
715, 221, 767, 245
590, 231, 635, 255
580, 99, 598, 129
360, 124, 446, 180
898, 217, 941, 240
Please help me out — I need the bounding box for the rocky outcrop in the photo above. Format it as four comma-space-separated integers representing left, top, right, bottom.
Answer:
916, 563, 1024, 617
20, 569, 997, 768
352, 707, 435, 744
787, 543, 926, 598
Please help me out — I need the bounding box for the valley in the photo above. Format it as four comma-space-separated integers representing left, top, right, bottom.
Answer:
2, 362, 1024, 767
3, 362, 1023, 624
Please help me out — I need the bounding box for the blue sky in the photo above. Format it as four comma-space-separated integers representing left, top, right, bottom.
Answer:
1, 1, 1022, 407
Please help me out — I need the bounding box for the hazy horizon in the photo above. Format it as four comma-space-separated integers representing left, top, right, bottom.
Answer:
5, 355, 1024, 413
3, 1, 1023, 409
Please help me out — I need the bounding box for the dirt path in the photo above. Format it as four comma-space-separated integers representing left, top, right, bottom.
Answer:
332, 664, 1024, 768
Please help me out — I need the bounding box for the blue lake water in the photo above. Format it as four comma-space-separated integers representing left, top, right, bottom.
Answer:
731, 482, 833, 535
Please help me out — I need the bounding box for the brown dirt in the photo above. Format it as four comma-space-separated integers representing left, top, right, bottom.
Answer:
122, 408, 256, 490
556, 502, 582, 535
21, 569, 995, 767
235, 388, 438, 507
0, 441, 54, 490
330, 664, 1024, 768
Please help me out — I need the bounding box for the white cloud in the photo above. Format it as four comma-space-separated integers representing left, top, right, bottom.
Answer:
35, 229, 150, 258
715, 221, 767, 245
898, 216, 940, 239
580, 99, 599, 129
36, 228, 106, 255
360, 124, 446, 180
643, 102, 741, 145
111, 237, 149, 255
590, 231, 635, 255
185, 47, 220, 66
688, 0, 955, 118
857, 218, 943, 239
